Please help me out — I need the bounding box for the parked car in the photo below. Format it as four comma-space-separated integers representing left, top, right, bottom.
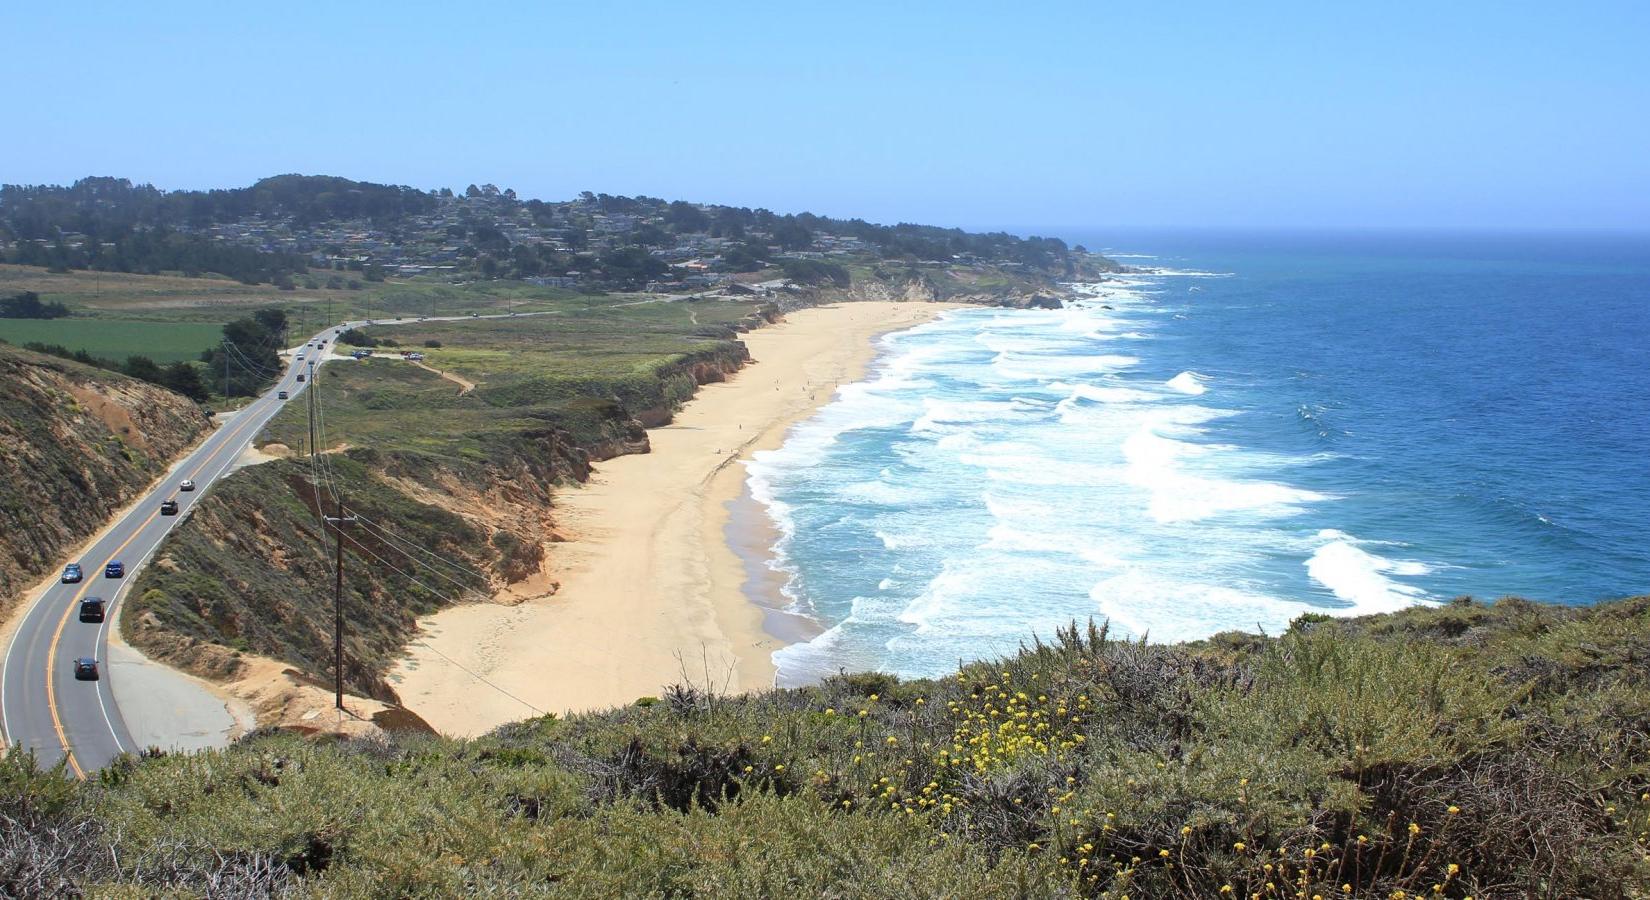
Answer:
104, 561, 124, 578
73, 658, 99, 680
160, 499, 179, 515
79, 597, 106, 623
278, 390, 289, 399
62, 563, 83, 584
179, 479, 196, 491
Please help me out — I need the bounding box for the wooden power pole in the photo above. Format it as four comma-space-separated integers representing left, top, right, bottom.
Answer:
324, 495, 357, 710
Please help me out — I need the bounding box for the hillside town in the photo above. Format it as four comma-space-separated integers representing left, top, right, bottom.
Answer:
0, 176, 1110, 295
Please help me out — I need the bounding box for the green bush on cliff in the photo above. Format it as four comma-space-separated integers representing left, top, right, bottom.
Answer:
6, 595, 1648, 896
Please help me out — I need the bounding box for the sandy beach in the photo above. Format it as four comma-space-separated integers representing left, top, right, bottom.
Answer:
390, 300, 958, 735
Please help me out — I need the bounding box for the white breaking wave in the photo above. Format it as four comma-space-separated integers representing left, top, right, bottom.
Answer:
1305, 530, 1436, 614
1121, 422, 1327, 523
1090, 570, 1320, 643
1166, 371, 1209, 395
1133, 267, 1233, 277
751, 274, 1433, 684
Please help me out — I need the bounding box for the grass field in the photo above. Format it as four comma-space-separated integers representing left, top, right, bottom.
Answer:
1, 264, 620, 326
0, 318, 224, 363
259, 294, 764, 458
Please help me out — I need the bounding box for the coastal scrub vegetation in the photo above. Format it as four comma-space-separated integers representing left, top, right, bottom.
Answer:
8, 594, 1648, 896
123, 302, 772, 699
0, 342, 211, 610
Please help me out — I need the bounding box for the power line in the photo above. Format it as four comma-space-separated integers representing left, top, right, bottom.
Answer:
334, 531, 543, 716
324, 496, 357, 711
219, 340, 283, 378
297, 338, 545, 717
309, 379, 494, 588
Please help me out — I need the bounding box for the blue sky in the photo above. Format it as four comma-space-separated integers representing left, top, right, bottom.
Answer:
4, 1, 1647, 230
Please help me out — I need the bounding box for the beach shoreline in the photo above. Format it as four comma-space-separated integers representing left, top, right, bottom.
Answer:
390, 300, 959, 736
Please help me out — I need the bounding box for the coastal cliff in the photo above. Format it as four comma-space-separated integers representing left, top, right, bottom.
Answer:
781, 250, 1122, 310
0, 343, 210, 615
123, 336, 757, 705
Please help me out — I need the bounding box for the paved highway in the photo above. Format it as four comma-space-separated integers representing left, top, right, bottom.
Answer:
0, 313, 538, 774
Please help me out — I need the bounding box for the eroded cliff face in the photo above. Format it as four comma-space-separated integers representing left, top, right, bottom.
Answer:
828, 274, 1072, 310
630, 343, 754, 428
124, 341, 759, 707
0, 345, 210, 613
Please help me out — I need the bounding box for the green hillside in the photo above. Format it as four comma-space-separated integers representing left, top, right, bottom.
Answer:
6, 595, 1647, 897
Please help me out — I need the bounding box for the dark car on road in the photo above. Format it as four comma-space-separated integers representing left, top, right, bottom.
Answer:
296, 373, 305, 382
179, 479, 196, 491
161, 499, 179, 515
73, 658, 99, 680
62, 563, 83, 584
79, 597, 106, 623
104, 561, 124, 578
278, 390, 289, 399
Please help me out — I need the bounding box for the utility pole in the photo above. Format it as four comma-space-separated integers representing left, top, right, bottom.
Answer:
307, 361, 318, 469
324, 495, 357, 711
222, 341, 231, 398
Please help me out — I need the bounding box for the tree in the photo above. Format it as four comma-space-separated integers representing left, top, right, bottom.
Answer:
631, 224, 669, 247
252, 308, 288, 337
771, 220, 813, 251
121, 356, 164, 384
595, 246, 667, 288
665, 201, 709, 233
780, 258, 850, 288
721, 240, 770, 272
211, 309, 287, 396
159, 361, 210, 402
337, 328, 378, 347
0, 291, 71, 319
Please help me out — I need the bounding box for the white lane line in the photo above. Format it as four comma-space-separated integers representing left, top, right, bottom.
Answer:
9, 316, 545, 757
87, 329, 330, 756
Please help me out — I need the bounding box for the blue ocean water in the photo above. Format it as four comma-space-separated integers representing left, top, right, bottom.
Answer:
749, 231, 1650, 683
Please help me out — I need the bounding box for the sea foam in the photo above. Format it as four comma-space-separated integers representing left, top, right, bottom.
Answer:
752, 271, 1432, 682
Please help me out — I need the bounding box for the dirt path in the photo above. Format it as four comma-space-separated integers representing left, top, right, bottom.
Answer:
411, 361, 477, 395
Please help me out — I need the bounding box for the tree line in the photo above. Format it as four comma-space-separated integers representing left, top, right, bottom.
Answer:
10, 341, 210, 402
4, 227, 309, 285
0, 291, 70, 319
0, 175, 434, 236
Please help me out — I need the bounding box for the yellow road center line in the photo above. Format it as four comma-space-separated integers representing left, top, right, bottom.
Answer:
44, 508, 159, 779
45, 391, 284, 776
